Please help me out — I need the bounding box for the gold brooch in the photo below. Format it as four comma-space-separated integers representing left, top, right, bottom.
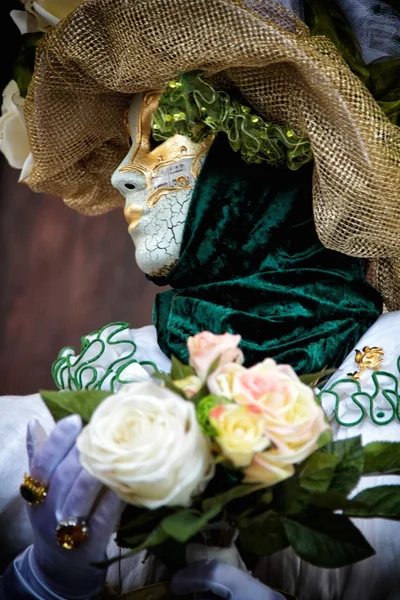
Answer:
347, 346, 384, 380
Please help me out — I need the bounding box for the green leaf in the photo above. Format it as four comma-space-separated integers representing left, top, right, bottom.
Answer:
202, 483, 266, 513
152, 372, 187, 399
190, 384, 211, 406
39, 389, 111, 423
13, 64, 33, 100
160, 506, 222, 543
272, 473, 309, 516
170, 355, 195, 380
116, 533, 147, 549
298, 452, 340, 493
320, 436, 364, 495
363, 441, 400, 476
344, 485, 400, 519
12, 33, 44, 98
299, 367, 336, 386
116, 505, 170, 547
261, 490, 274, 505
239, 511, 289, 556
94, 527, 169, 567
309, 491, 366, 511
284, 512, 375, 568
316, 429, 333, 449
152, 538, 188, 573
206, 356, 221, 378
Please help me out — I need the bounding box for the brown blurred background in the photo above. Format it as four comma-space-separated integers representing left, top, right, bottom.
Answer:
0, 157, 162, 395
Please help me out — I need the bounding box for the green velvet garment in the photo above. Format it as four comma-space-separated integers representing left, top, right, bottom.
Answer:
149, 135, 382, 373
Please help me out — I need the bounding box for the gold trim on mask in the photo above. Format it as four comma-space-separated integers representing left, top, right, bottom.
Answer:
119, 92, 213, 207
124, 204, 143, 232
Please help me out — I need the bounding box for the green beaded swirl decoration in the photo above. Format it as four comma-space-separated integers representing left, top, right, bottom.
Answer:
152, 72, 313, 170
318, 356, 400, 427
52, 322, 159, 393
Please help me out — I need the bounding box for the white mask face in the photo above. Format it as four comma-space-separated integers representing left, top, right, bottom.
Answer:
111, 93, 211, 277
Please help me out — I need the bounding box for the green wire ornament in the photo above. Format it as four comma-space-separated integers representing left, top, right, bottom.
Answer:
152, 72, 313, 170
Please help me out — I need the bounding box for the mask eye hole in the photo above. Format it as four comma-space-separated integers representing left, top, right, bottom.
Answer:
125, 183, 136, 190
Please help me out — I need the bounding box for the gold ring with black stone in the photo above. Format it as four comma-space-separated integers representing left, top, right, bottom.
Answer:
56, 517, 89, 550
20, 473, 47, 505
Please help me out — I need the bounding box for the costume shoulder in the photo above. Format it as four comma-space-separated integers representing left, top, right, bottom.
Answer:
319, 310, 400, 437
256, 311, 400, 600
52, 323, 171, 392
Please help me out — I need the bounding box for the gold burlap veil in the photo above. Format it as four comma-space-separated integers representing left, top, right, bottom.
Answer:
24, 0, 400, 308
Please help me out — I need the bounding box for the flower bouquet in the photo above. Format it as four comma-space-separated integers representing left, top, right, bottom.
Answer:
40, 331, 400, 599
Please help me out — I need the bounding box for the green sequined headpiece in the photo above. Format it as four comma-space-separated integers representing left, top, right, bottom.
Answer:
151, 72, 313, 171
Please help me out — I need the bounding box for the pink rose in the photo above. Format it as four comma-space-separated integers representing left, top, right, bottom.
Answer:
208, 358, 329, 486
187, 331, 243, 382
238, 359, 329, 485
233, 359, 299, 407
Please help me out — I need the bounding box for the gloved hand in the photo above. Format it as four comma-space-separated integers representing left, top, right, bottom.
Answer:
3, 415, 124, 600
171, 560, 285, 599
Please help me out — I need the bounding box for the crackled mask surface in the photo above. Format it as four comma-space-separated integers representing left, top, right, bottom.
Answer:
111, 93, 211, 276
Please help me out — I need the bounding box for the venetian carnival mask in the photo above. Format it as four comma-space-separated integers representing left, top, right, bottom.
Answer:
111, 93, 212, 277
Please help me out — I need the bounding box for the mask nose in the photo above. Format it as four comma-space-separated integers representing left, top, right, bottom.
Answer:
124, 202, 144, 232
111, 165, 147, 198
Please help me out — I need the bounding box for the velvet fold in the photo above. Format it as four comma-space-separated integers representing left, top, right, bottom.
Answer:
150, 136, 382, 373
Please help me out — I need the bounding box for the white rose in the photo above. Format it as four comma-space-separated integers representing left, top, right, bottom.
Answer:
0, 81, 31, 169
11, 1, 84, 34
77, 382, 215, 509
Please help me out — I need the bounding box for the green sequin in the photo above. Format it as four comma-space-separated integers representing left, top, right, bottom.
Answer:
151, 72, 313, 170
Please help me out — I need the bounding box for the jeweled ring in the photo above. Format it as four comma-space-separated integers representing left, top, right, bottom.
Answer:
20, 473, 47, 505
56, 517, 89, 550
